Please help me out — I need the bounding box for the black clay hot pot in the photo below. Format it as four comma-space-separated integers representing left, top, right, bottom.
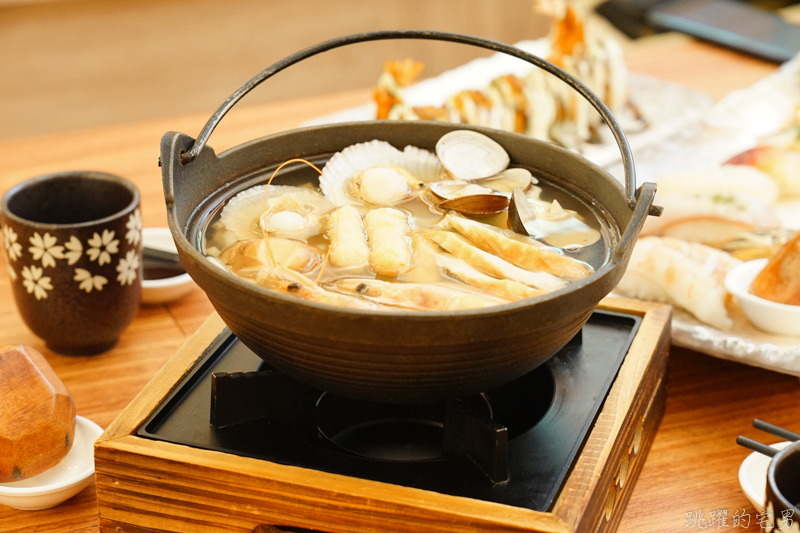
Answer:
160, 31, 659, 403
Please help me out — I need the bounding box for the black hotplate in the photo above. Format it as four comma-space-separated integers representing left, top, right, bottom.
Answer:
138, 310, 640, 512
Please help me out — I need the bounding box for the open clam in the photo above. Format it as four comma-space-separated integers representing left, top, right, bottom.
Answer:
431, 131, 533, 217
475, 168, 534, 195
507, 187, 601, 248
437, 195, 509, 217
508, 187, 537, 236
435, 130, 510, 180
430, 179, 509, 217
430, 180, 494, 200
429, 168, 533, 201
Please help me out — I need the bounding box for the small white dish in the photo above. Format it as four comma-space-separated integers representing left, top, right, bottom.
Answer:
142, 227, 195, 305
725, 259, 800, 337
0, 416, 103, 510
739, 441, 792, 511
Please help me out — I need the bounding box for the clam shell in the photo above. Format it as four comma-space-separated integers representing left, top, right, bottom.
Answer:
438, 194, 509, 217
220, 185, 333, 242
320, 140, 444, 206
430, 168, 532, 203
508, 188, 601, 247
475, 168, 534, 194
435, 130, 510, 180
507, 187, 536, 236
430, 180, 494, 200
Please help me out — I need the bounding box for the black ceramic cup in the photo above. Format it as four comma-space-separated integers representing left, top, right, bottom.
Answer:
1, 171, 142, 355
765, 442, 800, 532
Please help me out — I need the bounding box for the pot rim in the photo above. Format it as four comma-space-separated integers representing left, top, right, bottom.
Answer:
165, 121, 650, 320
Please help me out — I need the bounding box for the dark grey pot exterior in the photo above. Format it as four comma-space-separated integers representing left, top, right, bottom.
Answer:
161, 121, 655, 403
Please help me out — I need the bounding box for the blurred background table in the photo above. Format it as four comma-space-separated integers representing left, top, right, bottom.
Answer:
1, 30, 799, 533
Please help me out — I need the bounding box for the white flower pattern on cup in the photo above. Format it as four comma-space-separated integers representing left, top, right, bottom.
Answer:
8, 221, 141, 296
126, 209, 142, 246
63, 236, 83, 265
21, 265, 53, 300
29, 232, 64, 268
775, 508, 800, 533
3, 226, 22, 262
116, 250, 140, 286
74, 268, 108, 293
778, 519, 800, 533
87, 230, 119, 266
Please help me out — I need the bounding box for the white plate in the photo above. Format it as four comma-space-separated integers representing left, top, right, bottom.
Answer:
725, 260, 800, 337
0, 416, 103, 510
671, 311, 800, 378
739, 441, 792, 511
142, 227, 195, 305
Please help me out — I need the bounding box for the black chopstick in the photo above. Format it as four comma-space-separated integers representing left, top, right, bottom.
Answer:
754, 419, 800, 442
736, 436, 779, 458
143, 246, 181, 265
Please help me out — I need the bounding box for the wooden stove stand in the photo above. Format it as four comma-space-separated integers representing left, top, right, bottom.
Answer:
95, 297, 671, 533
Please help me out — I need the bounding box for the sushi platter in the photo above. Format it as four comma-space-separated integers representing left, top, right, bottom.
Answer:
305, 37, 714, 169
606, 53, 800, 377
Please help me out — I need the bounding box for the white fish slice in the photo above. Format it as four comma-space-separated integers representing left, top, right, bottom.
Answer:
444, 214, 593, 280
325, 278, 507, 311
428, 231, 567, 292
433, 247, 545, 301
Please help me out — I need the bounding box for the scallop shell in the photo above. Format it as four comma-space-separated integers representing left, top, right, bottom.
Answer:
219, 185, 334, 242
435, 130, 510, 180
220, 238, 321, 274
320, 140, 445, 206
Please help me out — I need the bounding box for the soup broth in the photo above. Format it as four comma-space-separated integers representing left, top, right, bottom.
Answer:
200, 139, 613, 312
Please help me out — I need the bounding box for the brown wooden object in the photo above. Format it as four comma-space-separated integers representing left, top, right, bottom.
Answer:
0, 344, 76, 482
93, 297, 670, 533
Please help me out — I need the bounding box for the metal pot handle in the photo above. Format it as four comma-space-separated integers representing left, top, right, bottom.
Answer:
181, 29, 656, 215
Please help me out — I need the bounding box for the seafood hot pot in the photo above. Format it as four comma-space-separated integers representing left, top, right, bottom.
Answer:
160, 31, 659, 404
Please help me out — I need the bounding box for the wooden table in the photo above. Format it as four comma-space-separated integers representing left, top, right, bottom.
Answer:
1, 33, 798, 533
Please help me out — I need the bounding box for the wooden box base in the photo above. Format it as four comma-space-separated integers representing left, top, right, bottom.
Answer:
95, 297, 671, 533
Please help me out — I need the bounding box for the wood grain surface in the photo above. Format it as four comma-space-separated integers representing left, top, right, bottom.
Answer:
92, 298, 669, 533
0, 0, 549, 141
0, 32, 799, 533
